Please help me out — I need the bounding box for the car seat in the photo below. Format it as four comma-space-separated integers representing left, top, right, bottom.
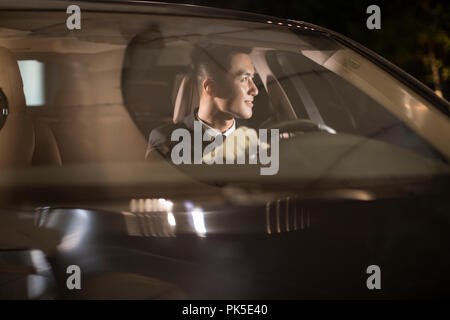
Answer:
0, 46, 35, 168
0, 46, 62, 168
172, 72, 199, 124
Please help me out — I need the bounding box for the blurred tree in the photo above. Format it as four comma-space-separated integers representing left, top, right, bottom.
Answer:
416, 0, 449, 98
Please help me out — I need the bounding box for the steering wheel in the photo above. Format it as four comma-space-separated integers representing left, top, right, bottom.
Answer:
261, 118, 337, 135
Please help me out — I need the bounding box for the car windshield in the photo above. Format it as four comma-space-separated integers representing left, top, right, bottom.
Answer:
0, 9, 449, 196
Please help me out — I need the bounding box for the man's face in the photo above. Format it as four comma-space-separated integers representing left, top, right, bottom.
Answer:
214, 53, 258, 119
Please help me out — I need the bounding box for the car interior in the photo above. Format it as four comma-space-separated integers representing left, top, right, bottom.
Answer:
0, 29, 284, 168
0, 13, 447, 173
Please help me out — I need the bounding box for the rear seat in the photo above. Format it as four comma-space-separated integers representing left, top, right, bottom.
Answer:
32, 120, 62, 166
0, 46, 36, 168
0, 46, 62, 168
48, 104, 148, 164
1, 45, 149, 167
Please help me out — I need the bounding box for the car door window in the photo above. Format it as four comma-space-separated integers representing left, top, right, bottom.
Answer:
267, 50, 446, 162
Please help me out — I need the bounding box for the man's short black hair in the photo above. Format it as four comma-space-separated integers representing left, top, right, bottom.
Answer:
191, 44, 252, 95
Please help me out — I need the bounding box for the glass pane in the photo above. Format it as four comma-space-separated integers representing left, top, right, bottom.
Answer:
0, 10, 447, 189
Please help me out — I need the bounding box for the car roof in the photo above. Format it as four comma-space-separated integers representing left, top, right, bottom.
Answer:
0, 0, 293, 21
0, 0, 327, 32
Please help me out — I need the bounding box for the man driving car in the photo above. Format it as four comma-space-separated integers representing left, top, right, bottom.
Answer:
145, 45, 259, 161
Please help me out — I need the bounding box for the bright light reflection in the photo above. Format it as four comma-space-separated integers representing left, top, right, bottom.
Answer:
18, 60, 45, 106
168, 212, 176, 227
191, 208, 206, 237
165, 200, 174, 211
57, 210, 89, 252
184, 201, 194, 210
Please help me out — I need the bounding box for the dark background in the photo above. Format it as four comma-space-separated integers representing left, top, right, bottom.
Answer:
153, 0, 450, 101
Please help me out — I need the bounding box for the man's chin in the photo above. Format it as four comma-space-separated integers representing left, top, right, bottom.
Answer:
237, 108, 253, 119
235, 113, 252, 120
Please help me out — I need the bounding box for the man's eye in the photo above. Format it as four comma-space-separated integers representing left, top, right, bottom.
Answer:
241, 76, 248, 82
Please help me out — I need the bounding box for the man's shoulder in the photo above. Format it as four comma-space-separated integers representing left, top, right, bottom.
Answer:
146, 116, 195, 159
149, 121, 191, 146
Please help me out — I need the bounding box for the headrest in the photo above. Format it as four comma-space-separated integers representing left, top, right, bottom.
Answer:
0, 46, 26, 114
172, 73, 199, 124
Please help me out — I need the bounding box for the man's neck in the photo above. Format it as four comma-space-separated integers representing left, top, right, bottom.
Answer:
197, 106, 235, 133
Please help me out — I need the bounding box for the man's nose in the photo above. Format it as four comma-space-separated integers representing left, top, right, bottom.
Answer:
248, 78, 258, 96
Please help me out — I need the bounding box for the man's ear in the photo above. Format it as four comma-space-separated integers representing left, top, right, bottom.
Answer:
203, 79, 216, 96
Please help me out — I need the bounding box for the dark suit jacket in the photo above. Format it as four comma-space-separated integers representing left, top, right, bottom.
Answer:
146, 111, 241, 161
146, 112, 195, 160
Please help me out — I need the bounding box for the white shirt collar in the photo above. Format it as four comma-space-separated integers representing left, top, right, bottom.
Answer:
196, 114, 236, 138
